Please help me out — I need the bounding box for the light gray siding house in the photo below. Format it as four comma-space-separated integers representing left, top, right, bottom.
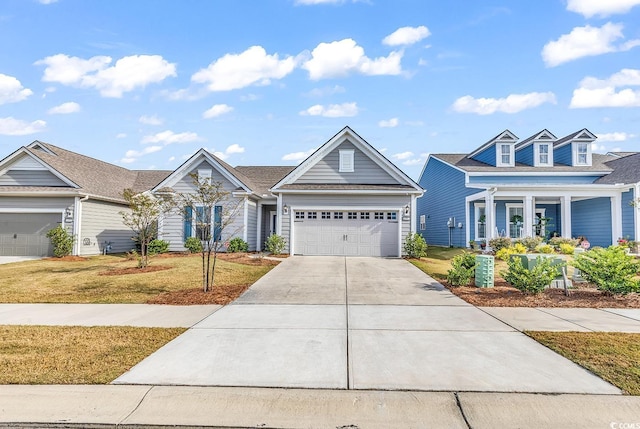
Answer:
0, 141, 170, 256
1, 127, 424, 257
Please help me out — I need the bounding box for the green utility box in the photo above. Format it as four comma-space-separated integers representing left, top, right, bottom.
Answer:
511, 254, 563, 273
475, 254, 494, 288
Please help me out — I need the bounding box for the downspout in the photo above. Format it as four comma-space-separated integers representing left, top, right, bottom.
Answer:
73, 195, 89, 256
636, 183, 640, 243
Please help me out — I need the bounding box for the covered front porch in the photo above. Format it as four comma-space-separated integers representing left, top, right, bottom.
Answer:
465, 185, 625, 248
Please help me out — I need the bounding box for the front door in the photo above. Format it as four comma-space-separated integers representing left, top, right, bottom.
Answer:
269, 211, 277, 236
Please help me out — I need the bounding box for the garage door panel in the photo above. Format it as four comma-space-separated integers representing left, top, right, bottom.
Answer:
0, 213, 59, 256
294, 211, 399, 257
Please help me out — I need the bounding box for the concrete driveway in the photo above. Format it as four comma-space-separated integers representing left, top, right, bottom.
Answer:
0, 256, 43, 265
115, 256, 619, 394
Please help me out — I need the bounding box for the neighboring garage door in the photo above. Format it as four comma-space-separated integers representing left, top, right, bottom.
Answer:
0, 213, 60, 256
293, 210, 399, 257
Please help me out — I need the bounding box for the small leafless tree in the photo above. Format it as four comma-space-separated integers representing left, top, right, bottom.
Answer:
170, 173, 242, 292
120, 189, 172, 268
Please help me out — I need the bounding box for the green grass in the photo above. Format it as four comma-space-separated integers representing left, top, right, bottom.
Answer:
409, 246, 470, 280
528, 331, 640, 395
0, 325, 185, 384
0, 254, 274, 303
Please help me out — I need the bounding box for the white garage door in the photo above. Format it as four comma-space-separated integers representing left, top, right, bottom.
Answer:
293, 210, 399, 257
0, 213, 60, 256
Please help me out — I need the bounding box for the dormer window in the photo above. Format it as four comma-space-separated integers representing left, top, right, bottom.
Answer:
576, 143, 588, 165
535, 143, 552, 166
497, 144, 514, 167
339, 150, 354, 172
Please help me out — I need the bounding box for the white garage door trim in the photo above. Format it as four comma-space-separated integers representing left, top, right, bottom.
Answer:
290, 206, 403, 257
0, 208, 66, 256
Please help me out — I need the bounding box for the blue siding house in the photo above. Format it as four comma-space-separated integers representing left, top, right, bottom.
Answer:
417, 129, 640, 248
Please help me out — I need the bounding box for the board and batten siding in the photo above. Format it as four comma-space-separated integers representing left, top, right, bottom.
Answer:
296, 141, 398, 185
622, 189, 635, 239
280, 193, 411, 254
515, 145, 534, 166
0, 170, 68, 186
79, 200, 133, 255
571, 197, 612, 247
418, 157, 477, 247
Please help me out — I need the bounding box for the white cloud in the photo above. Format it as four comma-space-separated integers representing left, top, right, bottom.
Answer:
596, 132, 635, 141
570, 68, 640, 108
139, 115, 163, 125
294, 0, 343, 4
392, 151, 414, 160
378, 118, 399, 127
116, 133, 127, 139
302, 39, 403, 80
47, 102, 80, 115
121, 145, 163, 163
141, 130, 203, 145
542, 23, 639, 67
567, 0, 640, 17
402, 154, 429, 166
192, 46, 296, 92
38, 0, 58, 4
209, 143, 246, 160
282, 148, 315, 161
383, 26, 431, 46
0, 74, 33, 104
203, 104, 234, 119
452, 92, 557, 115
0, 117, 46, 135
592, 143, 607, 152
35, 54, 177, 97
392, 151, 429, 166
240, 93, 260, 101
304, 85, 346, 97
299, 102, 358, 117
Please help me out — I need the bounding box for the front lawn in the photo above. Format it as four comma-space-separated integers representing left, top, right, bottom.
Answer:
0, 325, 185, 384
527, 331, 640, 395
0, 253, 277, 304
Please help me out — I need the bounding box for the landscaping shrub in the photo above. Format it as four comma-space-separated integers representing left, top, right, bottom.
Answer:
549, 236, 579, 248
502, 256, 563, 294
403, 233, 427, 258
572, 246, 640, 294
46, 225, 75, 257
227, 237, 249, 253
495, 243, 527, 261
184, 237, 203, 253
147, 239, 169, 255
515, 236, 543, 252
446, 252, 477, 286
489, 237, 512, 252
265, 234, 286, 254
536, 244, 555, 254
559, 243, 576, 255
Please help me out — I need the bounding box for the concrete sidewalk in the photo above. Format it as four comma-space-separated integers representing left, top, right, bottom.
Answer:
0, 303, 220, 327
2, 385, 639, 428
481, 307, 640, 332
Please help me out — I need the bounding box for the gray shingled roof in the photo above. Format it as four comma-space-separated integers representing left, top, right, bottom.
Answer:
278, 184, 417, 191
24, 142, 171, 202
433, 153, 615, 173
235, 166, 295, 196
594, 152, 640, 184
607, 152, 638, 158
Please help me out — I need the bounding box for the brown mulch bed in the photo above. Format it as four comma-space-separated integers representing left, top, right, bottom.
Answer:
155, 252, 280, 266
100, 265, 172, 276
146, 284, 251, 305
446, 279, 640, 308
44, 256, 88, 262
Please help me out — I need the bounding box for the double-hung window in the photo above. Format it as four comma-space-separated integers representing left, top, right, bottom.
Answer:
539, 144, 549, 165
184, 205, 222, 242
577, 143, 588, 165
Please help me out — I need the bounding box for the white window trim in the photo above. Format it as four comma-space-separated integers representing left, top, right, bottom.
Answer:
496, 144, 514, 167
573, 142, 592, 166
534, 208, 547, 238
505, 203, 524, 238
534, 142, 552, 167
339, 149, 354, 172
474, 203, 486, 241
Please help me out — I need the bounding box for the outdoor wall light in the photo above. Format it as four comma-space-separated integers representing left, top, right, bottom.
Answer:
403, 204, 410, 216
283, 205, 289, 215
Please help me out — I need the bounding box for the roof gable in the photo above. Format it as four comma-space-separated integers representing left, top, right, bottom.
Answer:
0, 147, 78, 188
271, 126, 422, 192
554, 128, 596, 148
515, 129, 557, 150
152, 149, 253, 194
468, 130, 518, 159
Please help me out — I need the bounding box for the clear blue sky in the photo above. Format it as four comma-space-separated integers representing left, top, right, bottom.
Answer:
1, 0, 639, 178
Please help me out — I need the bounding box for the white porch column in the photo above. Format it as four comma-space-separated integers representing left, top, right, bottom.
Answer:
635, 184, 640, 243
256, 201, 263, 251
242, 196, 248, 242
611, 193, 622, 245
561, 195, 572, 238
523, 195, 534, 238
275, 194, 283, 235
485, 192, 495, 241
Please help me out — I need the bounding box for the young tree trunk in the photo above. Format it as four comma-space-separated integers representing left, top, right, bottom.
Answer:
201, 248, 207, 292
